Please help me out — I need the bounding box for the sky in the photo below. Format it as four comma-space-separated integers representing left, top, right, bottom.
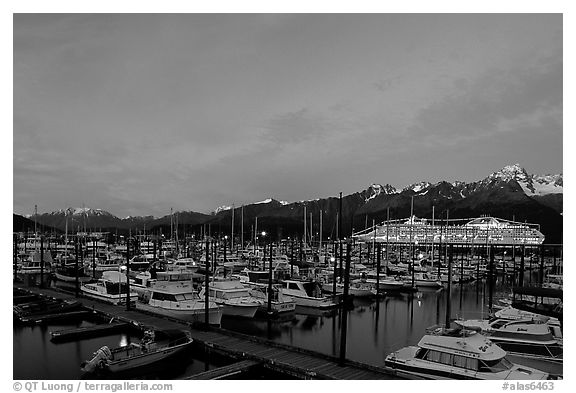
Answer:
13, 13, 563, 218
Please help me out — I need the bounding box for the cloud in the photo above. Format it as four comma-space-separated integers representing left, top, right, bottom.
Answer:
407, 60, 562, 145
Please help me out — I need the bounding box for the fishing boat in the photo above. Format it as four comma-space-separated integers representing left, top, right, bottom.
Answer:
81, 271, 138, 306
454, 318, 562, 363
139, 280, 222, 326
385, 327, 551, 380
81, 329, 192, 374
279, 279, 339, 309
199, 280, 261, 318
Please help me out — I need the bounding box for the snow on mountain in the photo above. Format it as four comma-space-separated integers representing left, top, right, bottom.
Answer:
486, 164, 562, 196
254, 198, 273, 205
214, 205, 232, 214
403, 181, 432, 193
280, 200, 290, 205
51, 207, 115, 217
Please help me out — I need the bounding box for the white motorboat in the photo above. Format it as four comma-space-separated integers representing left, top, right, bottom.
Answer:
199, 280, 261, 318
494, 306, 561, 328
245, 282, 296, 315
81, 271, 138, 306
454, 318, 562, 363
81, 329, 192, 374
17, 251, 54, 274
321, 280, 375, 297
139, 280, 222, 326
165, 257, 199, 273
385, 327, 550, 380
403, 272, 443, 289
279, 279, 339, 309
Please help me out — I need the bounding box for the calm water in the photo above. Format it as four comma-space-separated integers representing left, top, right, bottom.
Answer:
13, 274, 533, 379
222, 278, 516, 367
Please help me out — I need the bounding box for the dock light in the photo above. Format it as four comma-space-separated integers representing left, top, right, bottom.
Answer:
330, 257, 336, 263
261, 231, 266, 237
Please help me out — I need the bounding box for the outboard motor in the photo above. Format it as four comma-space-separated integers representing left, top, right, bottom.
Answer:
80, 346, 112, 373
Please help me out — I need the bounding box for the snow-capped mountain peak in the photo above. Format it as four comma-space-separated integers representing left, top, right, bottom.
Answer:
486, 164, 562, 195
404, 181, 432, 193
214, 205, 232, 214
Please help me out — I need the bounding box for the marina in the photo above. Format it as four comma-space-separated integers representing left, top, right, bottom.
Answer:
12, 228, 563, 380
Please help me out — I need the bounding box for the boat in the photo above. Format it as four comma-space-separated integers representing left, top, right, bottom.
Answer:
385, 327, 551, 380
17, 251, 54, 274
245, 282, 296, 315
128, 254, 155, 271
54, 264, 92, 283
402, 272, 443, 289
139, 279, 222, 326
494, 306, 561, 328
165, 257, 199, 273
199, 280, 261, 318
321, 280, 375, 297
279, 279, 339, 309
81, 329, 192, 374
81, 271, 138, 306
454, 318, 562, 363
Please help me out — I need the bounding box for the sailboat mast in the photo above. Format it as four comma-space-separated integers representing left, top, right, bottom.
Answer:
303, 205, 307, 246
231, 204, 235, 251
241, 205, 244, 249
310, 212, 313, 246
319, 210, 323, 255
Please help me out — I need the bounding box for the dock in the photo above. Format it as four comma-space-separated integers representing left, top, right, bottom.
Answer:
186, 360, 261, 380
50, 321, 131, 342
15, 284, 401, 380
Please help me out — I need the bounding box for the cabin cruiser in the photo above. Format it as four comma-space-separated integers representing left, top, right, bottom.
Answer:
139, 279, 222, 326
165, 257, 198, 271
17, 251, 54, 274
454, 318, 562, 363
81, 271, 138, 306
494, 306, 561, 328
279, 279, 339, 309
85, 252, 123, 273
81, 329, 192, 374
321, 279, 375, 297
402, 272, 443, 289
127, 254, 155, 271
245, 282, 296, 315
199, 280, 261, 318
385, 327, 550, 380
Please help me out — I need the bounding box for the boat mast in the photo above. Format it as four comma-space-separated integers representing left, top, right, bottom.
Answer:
241, 205, 244, 249
319, 209, 323, 256
34, 204, 38, 251
303, 205, 307, 248
231, 204, 235, 252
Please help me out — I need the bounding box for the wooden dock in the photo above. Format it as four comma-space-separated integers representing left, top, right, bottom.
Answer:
186, 360, 261, 380
15, 284, 401, 380
50, 322, 131, 342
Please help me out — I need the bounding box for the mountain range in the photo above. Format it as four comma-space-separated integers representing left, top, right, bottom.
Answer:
14, 164, 563, 243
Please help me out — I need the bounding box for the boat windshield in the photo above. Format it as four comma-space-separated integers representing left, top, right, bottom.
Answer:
174, 293, 197, 301
224, 290, 250, 299
479, 357, 513, 373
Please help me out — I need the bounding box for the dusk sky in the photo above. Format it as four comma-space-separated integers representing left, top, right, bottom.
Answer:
13, 13, 563, 218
